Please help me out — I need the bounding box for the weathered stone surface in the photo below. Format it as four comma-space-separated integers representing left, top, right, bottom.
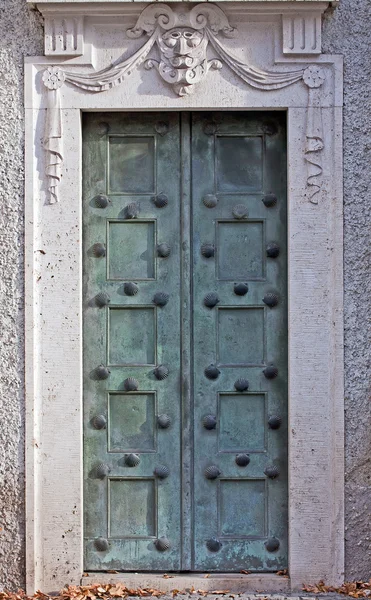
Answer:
323, 0, 371, 582
0, 0, 43, 591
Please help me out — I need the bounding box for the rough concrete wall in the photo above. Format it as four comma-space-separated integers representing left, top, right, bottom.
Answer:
322, 0, 371, 582
0, 0, 370, 590
0, 0, 43, 591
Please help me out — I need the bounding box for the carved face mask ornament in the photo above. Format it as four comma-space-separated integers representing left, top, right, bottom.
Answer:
160, 28, 204, 66
147, 27, 222, 96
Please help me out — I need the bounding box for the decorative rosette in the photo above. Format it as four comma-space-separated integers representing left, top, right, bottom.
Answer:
42, 66, 66, 90
303, 65, 325, 89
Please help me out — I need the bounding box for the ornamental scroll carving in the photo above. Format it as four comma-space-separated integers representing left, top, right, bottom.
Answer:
41, 2, 325, 204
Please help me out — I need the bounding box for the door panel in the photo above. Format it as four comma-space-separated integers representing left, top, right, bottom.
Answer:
83, 112, 287, 572
191, 113, 287, 571
83, 113, 182, 570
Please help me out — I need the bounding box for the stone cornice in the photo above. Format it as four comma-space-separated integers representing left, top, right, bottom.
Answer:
33, 1, 331, 59
32, 1, 333, 12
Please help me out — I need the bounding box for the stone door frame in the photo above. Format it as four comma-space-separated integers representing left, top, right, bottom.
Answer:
24, 0, 344, 593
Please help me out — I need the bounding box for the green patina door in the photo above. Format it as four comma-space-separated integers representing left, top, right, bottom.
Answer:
83, 112, 287, 572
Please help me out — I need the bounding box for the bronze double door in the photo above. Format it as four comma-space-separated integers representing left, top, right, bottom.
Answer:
83, 112, 288, 572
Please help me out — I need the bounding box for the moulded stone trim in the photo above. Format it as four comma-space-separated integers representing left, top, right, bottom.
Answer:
24, 0, 344, 593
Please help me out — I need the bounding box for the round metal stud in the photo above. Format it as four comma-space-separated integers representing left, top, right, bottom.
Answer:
152, 193, 168, 208
262, 193, 277, 208
204, 292, 219, 308
124, 377, 139, 391
268, 415, 282, 430
124, 282, 138, 296
204, 364, 220, 380
96, 463, 111, 479
94, 537, 109, 552
206, 538, 222, 552
263, 292, 279, 308
203, 122, 217, 135
94, 194, 109, 209
263, 365, 279, 379
262, 121, 278, 136
232, 204, 249, 219
157, 414, 171, 429
154, 465, 170, 479
266, 242, 280, 258
155, 537, 171, 552
154, 365, 169, 380
234, 282, 249, 296
265, 537, 280, 552
95, 292, 110, 308
264, 465, 280, 479
125, 202, 139, 219
203, 414, 217, 430
205, 465, 221, 480
97, 122, 110, 135
92, 243, 106, 258
125, 453, 141, 467
92, 414, 107, 430
234, 378, 249, 392
157, 243, 171, 258
201, 243, 215, 258
95, 365, 110, 380
203, 194, 218, 208
155, 121, 169, 136
235, 453, 250, 467
153, 292, 169, 307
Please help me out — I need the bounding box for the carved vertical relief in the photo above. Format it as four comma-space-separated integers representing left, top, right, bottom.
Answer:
303, 65, 326, 204
42, 67, 65, 203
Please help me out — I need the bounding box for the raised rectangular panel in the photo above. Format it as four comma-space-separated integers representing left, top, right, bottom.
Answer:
216, 136, 263, 193
218, 393, 266, 452
282, 14, 321, 55
44, 16, 84, 56
219, 479, 266, 537
107, 221, 155, 280
217, 221, 264, 280
108, 307, 156, 365
108, 479, 156, 538
108, 136, 155, 194
217, 307, 265, 366
108, 392, 156, 452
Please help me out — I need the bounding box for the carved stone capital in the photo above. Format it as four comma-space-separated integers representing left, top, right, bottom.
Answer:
282, 13, 322, 55
44, 15, 84, 57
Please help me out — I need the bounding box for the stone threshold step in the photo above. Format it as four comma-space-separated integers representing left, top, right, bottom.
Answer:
82, 574, 291, 594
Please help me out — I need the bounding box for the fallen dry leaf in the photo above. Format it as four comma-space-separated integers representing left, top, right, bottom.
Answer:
302, 579, 371, 597
5, 579, 371, 600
